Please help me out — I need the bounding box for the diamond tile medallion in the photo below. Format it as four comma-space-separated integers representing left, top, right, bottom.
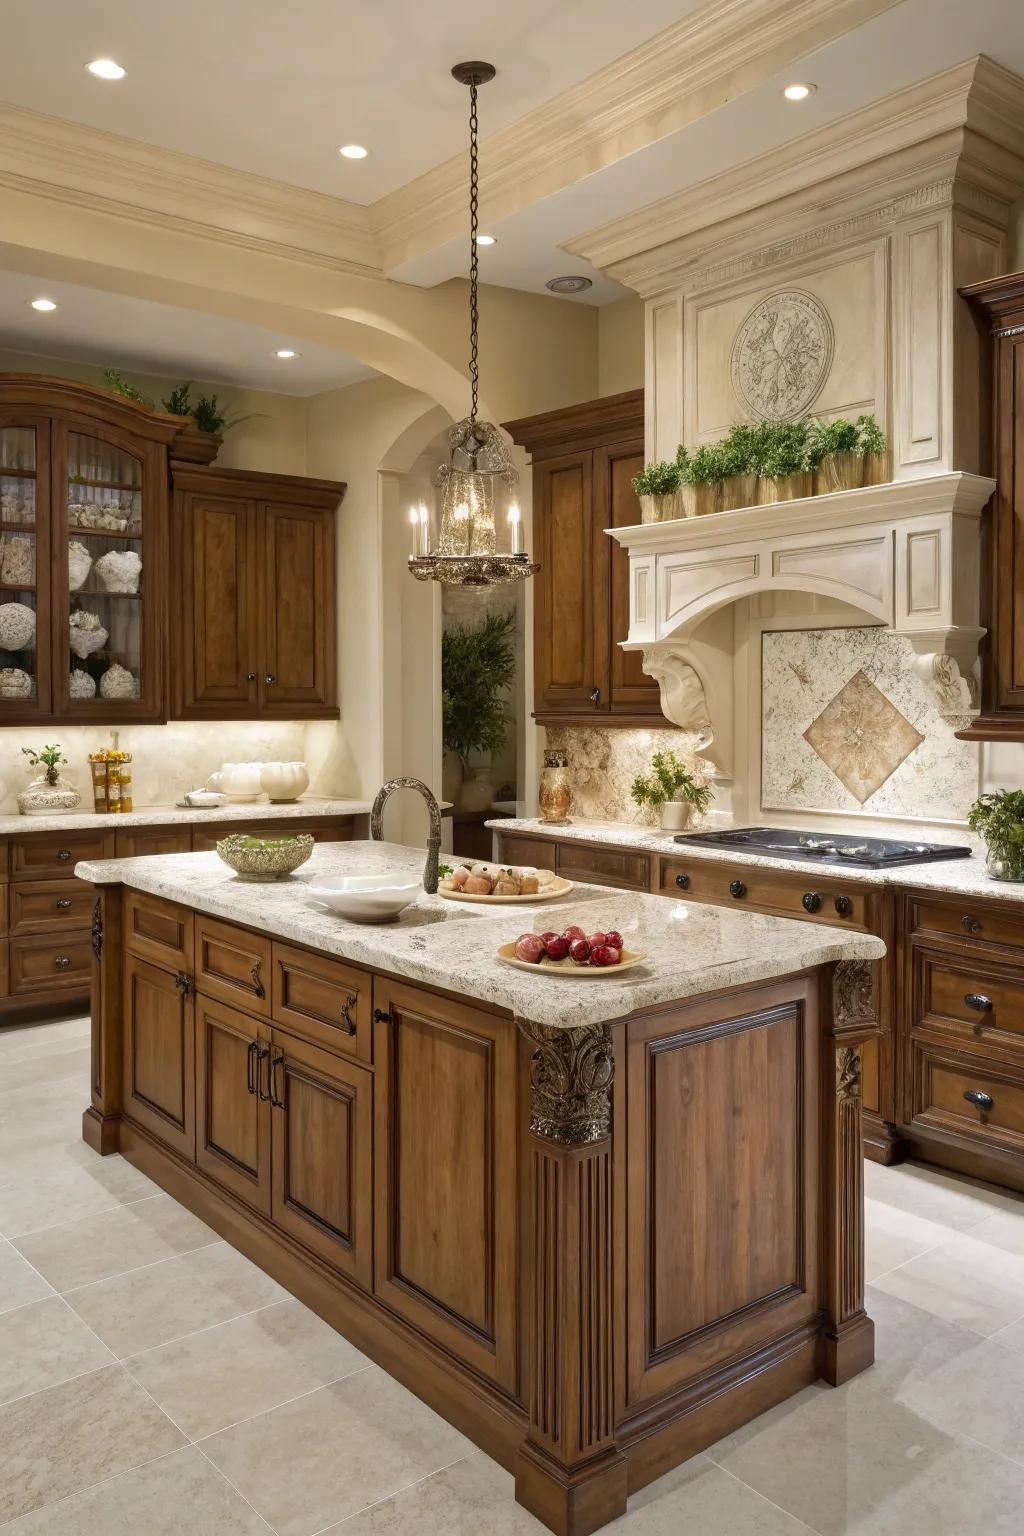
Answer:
803, 668, 924, 804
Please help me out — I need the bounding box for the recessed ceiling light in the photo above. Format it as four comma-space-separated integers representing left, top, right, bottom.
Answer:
545, 275, 593, 295
86, 58, 126, 80
782, 82, 815, 101
476, 233, 497, 247
274, 349, 298, 359
30, 298, 57, 312
338, 144, 368, 160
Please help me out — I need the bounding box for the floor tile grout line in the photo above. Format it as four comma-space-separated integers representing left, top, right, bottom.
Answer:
866, 1235, 978, 1288
0, 1444, 188, 1532
118, 1293, 307, 1366
54, 1234, 228, 1300
2, 1187, 173, 1244
191, 1442, 281, 1535
706, 1457, 829, 1536
307, 1451, 482, 1536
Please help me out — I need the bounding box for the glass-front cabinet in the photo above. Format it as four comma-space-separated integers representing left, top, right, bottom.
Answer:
0, 379, 178, 724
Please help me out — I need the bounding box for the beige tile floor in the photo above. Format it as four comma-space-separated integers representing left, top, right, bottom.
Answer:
2, 1014, 1024, 1535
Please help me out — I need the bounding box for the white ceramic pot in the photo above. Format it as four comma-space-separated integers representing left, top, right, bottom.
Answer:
219, 762, 265, 801
260, 762, 309, 802
659, 798, 696, 833
18, 774, 82, 816
307, 874, 423, 923
459, 761, 495, 812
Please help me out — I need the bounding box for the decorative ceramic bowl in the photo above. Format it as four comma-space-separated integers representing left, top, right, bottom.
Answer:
306, 874, 423, 923
0, 601, 36, 651
17, 775, 82, 816
260, 761, 310, 802
216, 833, 314, 881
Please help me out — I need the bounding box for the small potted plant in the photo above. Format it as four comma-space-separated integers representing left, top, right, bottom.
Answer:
967, 789, 1024, 882
17, 743, 81, 816
632, 458, 683, 523
630, 749, 713, 832
805, 416, 862, 494
718, 423, 758, 511
680, 443, 726, 518
752, 420, 811, 504
856, 413, 888, 486
442, 608, 516, 811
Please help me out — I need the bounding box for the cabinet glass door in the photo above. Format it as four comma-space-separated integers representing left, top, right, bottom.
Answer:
0, 418, 51, 717
60, 427, 148, 716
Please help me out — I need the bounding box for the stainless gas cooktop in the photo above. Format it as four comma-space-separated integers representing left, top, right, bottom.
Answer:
673, 827, 972, 869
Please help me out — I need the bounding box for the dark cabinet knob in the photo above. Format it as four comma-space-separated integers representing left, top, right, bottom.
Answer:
265, 675, 276, 685
246, 671, 257, 682
675, 872, 690, 890
729, 879, 746, 899
802, 892, 822, 913
961, 914, 982, 935
834, 896, 853, 917
373, 1007, 393, 1024
963, 1089, 993, 1112
56, 898, 72, 910
54, 954, 71, 969
590, 686, 601, 704
964, 993, 993, 1013
57, 849, 71, 862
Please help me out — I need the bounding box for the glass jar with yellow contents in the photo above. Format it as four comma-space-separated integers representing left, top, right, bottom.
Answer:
88, 749, 133, 813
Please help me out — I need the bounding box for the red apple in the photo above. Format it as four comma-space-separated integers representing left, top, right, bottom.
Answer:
569, 937, 592, 964
514, 934, 545, 964
591, 944, 621, 967
562, 925, 586, 942
544, 935, 570, 961
604, 930, 623, 951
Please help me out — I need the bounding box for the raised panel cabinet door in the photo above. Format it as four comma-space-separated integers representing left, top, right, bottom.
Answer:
259, 503, 336, 713
195, 996, 271, 1214
597, 440, 664, 717
533, 451, 605, 717
372, 979, 517, 1389
122, 953, 195, 1159
270, 1028, 372, 1285
177, 494, 257, 713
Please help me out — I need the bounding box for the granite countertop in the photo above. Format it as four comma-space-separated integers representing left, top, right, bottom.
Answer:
76, 839, 884, 1031
0, 797, 373, 838
487, 817, 1024, 907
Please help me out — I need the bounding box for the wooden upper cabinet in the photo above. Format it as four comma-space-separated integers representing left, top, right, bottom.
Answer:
505, 389, 663, 726
957, 274, 1024, 740
171, 465, 343, 720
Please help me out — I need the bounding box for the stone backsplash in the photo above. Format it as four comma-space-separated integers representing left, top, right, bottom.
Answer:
545, 724, 707, 824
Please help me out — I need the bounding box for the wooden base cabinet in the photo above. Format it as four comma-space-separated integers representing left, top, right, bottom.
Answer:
195, 994, 271, 1214
123, 952, 195, 1161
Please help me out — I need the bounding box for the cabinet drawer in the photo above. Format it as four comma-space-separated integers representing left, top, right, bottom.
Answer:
114, 829, 192, 859
11, 831, 114, 880
911, 899, 1024, 952
658, 859, 868, 927
125, 890, 194, 972
9, 879, 94, 935
493, 833, 557, 872
555, 842, 650, 891
917, 951, 1024, 1053
909, 1043, 1024, 1157
272, 942, 370, 1062
196, 915, 271, 1016
9, 931, 92, 995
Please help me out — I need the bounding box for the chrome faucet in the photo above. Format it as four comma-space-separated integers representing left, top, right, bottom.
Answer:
370, 777, 442, 894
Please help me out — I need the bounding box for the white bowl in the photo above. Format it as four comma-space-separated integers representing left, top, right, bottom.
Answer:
307, 874, 423, 923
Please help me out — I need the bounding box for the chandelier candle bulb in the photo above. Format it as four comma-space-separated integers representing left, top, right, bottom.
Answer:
508, 503, 522, 554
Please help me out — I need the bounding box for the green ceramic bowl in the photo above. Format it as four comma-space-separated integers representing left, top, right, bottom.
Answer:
215, 832, 314, 881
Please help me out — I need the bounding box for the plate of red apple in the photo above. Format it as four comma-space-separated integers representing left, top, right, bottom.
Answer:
496, 924, 644, 977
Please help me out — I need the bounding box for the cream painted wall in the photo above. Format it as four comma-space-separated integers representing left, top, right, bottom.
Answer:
597, 296, 645, 397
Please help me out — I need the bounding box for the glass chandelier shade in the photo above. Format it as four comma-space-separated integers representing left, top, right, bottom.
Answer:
408, 63, 538, 588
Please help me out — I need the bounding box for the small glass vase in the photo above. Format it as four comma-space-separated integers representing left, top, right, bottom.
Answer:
538, 750, 572, 825
985, 848, 1024, 883
17, 772, 81, 816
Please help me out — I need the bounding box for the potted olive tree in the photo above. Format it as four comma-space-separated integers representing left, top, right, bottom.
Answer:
630, 749, 713, 832
441, 608, 516, 812
632, 458, 683, 523
968, 789, 1024, 882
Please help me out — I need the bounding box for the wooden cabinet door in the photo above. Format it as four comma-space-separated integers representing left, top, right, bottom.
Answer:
598, 440, 663, 717
373, 979, 517, 1388
270, 1029, 372, 1285
533, 451, 604, 719
122, 953, 195, 1159
195, 995, 271, 1214
0, 411, 52, 722
176, 493, 257, 714
259, 503, 335, 713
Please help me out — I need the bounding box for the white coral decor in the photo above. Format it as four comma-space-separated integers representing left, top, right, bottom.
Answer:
0, 666, 32, 698
0, 537, 35, 586
68, 542, 92, 592
0, 601, 36, 651
99, 662, 138, 699
95, 549, 142, 593
69, 668, 97, 699
68, 609, 108, 659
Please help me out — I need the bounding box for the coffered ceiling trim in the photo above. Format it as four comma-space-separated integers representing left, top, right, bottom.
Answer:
569, 55, 1024, 293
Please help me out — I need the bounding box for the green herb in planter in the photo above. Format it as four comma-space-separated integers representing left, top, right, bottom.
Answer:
855, 414, 886, 457
804, 416, 859, 468
632, 459, 682, 497
968, 789, 1024, 880
101, 368, 154, 408
191, 393, 261, 435
750, 420, 808, 478
719, 423, 757, 477
682, 443, 728, 485
630, 750, 713, 813
162, 381, 194, 416
22, 743, 67, 786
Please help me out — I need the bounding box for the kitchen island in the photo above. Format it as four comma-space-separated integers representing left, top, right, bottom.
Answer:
78, 840, 884, 1536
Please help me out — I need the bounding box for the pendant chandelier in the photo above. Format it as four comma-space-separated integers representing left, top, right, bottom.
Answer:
408, 61, 538, 587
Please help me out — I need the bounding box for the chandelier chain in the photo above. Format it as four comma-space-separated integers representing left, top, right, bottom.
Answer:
469, 80, 480, 423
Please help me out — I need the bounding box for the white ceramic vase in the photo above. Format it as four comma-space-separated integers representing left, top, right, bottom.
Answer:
219, 762, 265, 801
260, 762, 309, 802
459, 760, 495, 813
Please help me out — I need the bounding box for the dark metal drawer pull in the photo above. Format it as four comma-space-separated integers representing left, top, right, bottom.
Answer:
269, 1047, 285, 1109
961, 915, 982, 935
963, 1089, 993, 1112
246, 1040, 258, 1095
675, 872, 690, 890
56, 898, 72, 910
340, 992, 358, 1036
249, 959, 265, 999
965, 993, 993, 1013
56, 848, 71, 862
802, 892, 822, 913
729, 879, 746, 899
54, 954, 71, 969
255, 1041, 271, 1102
373, 1007, 393, 1024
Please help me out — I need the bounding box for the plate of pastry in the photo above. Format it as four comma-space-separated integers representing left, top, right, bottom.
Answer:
438, 861, 573, 903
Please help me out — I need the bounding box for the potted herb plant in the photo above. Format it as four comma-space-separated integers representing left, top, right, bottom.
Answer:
805, 416, 862, 494
441, 607, 516, 811
17, 743, 80, 816
718, 423, 758, 511
967, 789, 1024, 881
856, 413, 888, 485
632, 458, 683, 523
680, 443, 726, 518
630, 748, 713, 832
752, 420, 811, 504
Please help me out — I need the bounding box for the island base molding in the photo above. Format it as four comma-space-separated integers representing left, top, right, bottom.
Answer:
82, 883, 878, 1536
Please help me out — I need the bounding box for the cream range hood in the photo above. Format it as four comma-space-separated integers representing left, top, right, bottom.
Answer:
608, 473, 995, 733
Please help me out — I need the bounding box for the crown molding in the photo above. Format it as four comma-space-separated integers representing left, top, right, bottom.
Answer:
0, 103, 381, 277
568, 56, 1024, 293
371, 0, 905, 272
